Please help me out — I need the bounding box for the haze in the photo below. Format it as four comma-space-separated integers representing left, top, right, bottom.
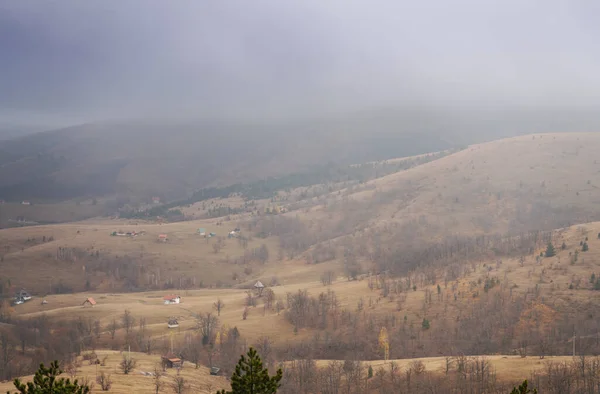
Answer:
2, 0, 600, 125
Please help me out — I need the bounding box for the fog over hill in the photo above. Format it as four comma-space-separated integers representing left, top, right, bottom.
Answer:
2, 108, 599, 203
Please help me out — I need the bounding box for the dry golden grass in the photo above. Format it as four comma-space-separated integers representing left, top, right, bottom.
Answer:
300, 132, 600, 238
3, 133, 600, 388
0, 350, 229, 394
0, 216, 281, 293
314, 355, 576, 382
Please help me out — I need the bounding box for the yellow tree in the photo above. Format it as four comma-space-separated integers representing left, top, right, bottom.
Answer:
378, 327, 389, 362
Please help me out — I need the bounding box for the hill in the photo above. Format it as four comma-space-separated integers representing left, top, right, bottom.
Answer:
3, 106, 598, 204
2, 133, 600, 293
298, 132, 600, 243
0, 116, 460, 204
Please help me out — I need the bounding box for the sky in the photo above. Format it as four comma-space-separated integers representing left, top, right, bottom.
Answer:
1, 0, 599, 126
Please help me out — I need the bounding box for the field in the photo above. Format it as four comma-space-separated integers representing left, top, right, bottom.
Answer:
0, 350, 229, 393
2, 132, 600, 391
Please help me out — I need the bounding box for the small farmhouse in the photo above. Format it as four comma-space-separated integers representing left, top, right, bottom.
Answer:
15, 289, 32, 302
82, 297, 96, 307
161, 353, 183, 369
158, 234, 168, 242
164, 295, 181, 305
21, 201, 31, 205
254, 280, 265, 296
152, 196, 161, 204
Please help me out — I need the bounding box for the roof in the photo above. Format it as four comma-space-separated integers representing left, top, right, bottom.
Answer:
254, 281, 264, 288
83, 297, 96, 305
162, 352, 182, 362
158, 234, 168, 238
163, 295, 179, 300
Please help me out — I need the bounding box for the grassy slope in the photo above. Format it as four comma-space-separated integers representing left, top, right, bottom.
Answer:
0, 350, 230, 393
298, 132, 600, 240
1, 220, 599, 391
0, 117, 458, 203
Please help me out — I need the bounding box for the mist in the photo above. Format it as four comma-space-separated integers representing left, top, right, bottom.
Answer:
1, 0, 599, 125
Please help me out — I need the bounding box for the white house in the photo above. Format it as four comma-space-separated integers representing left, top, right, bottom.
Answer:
163, 295, 181, 305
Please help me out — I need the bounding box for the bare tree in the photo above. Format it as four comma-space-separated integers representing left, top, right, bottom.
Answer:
213, 299, 225, 316
321, 270, 335, 286
96, 371, 113, 391
65, 359, 82, 379
263, 288, 275, 311
121, 310, 136, 336
119, 355, 137, 374
254, 336, 274, 369
153, 364, 164, 394
171, 376, 189, 394
195, 312, 219, 345
245, 291, 256, 307
108, 319, 118, 340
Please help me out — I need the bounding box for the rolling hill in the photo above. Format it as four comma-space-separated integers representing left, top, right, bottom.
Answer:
301, 132, 600, 240
3, 132, 600, 392
2, 132, 599, 294
2, 106, 598, 205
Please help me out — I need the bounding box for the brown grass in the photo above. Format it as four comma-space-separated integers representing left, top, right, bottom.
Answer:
0, 350, 229, 394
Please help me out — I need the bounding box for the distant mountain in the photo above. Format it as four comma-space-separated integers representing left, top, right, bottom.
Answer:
0, 107, 598, 203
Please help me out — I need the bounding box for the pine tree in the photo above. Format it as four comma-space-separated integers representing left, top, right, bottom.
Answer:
9, 360, 91, 394
582, 242, 589, 252
217, 347, 282, 394
545, 242, 556, 257
422, 318, 430, 330
510, 379, 537, 394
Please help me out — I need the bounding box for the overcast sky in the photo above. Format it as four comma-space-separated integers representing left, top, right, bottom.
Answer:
1, 0, 599, 125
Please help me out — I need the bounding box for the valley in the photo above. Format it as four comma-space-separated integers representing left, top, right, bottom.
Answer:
2, 133, 600, 393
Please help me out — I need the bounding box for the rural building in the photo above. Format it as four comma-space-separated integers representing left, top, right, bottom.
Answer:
164, 295, 181, 305
82, 297, 96, 307
14, 289, 32, 302
254, 280, 265, 296
198, 228, 206, 236
158, 234, 168, 242
152, 196, 161, 204
161, 353, 183, 369
167, 318, 179, 328
21, 201, 31, 205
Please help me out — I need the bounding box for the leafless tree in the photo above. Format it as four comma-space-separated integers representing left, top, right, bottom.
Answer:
153, 364, 164, 394
254, 336, 274, 369
213, 299, 225, 316
108, 319, 118, 339
245, 291, 256, 307
263, 288, 275, 311
65, 358, 82, 379
121, 310, 136, 336
119, 355, 137, 374
171, 376, 189, 394
96, 371, 112, 391
321, 270, 335, 286
195, 312, 219, 345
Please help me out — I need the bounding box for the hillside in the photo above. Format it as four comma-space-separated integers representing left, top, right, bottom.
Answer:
0, 117, 460, 204
298, 132, 600, 242
3, 107, 597, 204
2, 133, 600, 294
